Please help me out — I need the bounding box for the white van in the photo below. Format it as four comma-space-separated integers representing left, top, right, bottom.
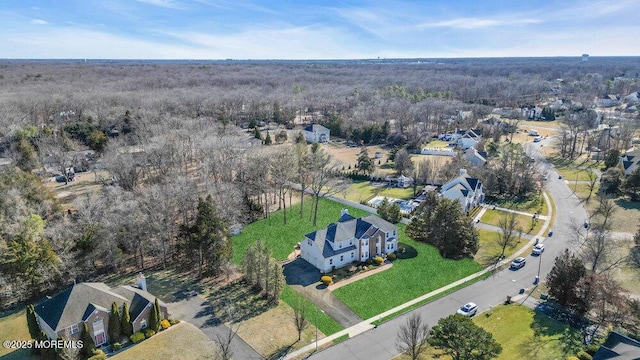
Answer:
529, 129, 539, 136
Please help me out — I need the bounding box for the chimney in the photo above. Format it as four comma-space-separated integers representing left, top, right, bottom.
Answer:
459, 168, 467, 176
136, 272, 147, 291
340, 209, 349, 216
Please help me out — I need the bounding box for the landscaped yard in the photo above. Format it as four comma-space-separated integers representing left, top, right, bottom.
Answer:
332, 224, 483, 319
473, 304, 583, 360
111, 322, 219, 360
338, 181, 417, 203
556, 167, 595, 182
423, 140, 450, 148
475, 229, 529, 267
0, 309, 38, 359
492, 194, 548, 216
480, 209, 544, 235
231, 197, 371, 264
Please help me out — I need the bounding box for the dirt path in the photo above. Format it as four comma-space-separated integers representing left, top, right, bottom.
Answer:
293, 284, 363, 328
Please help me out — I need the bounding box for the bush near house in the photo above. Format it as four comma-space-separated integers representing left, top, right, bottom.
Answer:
160, 319, 171, 330
374, 256, 384, 265
88, 348, 107, 360
112, 342, 122, 351
144, 329, 156, 338
168, 319, 180, 325
130, 332, 146, 343
576, 351, 593, 360
387, 253, 397, 261
320, 276, 333, 286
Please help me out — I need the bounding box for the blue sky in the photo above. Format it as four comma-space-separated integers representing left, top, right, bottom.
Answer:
1, 0, 639, 59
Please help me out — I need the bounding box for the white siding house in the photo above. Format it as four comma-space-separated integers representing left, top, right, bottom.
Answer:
440, 169, 485, 212
299, 210, 398, 273
304, 124, 330, 143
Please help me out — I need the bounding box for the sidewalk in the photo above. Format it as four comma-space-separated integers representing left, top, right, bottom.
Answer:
284, 191, 554, 360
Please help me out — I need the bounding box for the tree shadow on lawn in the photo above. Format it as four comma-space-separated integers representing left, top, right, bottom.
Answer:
267, 341, 298, 360
205, 279, 276, 323
614, 198, 640, 211
396, 243, 417, 260
531, 303, 585, 356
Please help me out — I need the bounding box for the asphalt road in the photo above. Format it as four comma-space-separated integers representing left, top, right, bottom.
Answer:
310, 137, 588, 360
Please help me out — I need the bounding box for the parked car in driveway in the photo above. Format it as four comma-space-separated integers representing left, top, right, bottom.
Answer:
511, 257, 527, 269
457, 302, 478, 317
532, 244, 545, 255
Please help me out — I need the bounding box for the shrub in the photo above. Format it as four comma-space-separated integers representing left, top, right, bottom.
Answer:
386, 253, 397, 261
112, 342, 122, 351
585, 344, 599, 355
160, 319, 171, 330
168, 319, 180, 325
374, 256, 384, 265
320, 276, 333, 286
143, 328, 156, 338
130, 332, 145, 344
576, 351, 592, 360
88, 349, 107, 360
567, 357, 579, 360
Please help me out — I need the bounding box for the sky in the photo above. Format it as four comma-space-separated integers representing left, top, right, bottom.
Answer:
1, 0, 639, 60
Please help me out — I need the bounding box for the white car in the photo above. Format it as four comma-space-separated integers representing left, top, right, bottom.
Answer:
532, 244, 545, 255
457, 302, 478, 317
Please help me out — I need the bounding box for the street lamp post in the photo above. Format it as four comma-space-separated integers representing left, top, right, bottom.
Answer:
535, 252, 543, 284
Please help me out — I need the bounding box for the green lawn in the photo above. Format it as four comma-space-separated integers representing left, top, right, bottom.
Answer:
0, 309, 36, 359
339, 181, 418, 203
280, 286, 343, 336
475, 229, 528, 267
231, 197, 371, 264
333, 224, 483, 319
424, 140, 450, 148
474, 304, 582, 360
480, 209, 544, 235
556, 167, 595, 182
492, 195, 548, 216
111, 322, 219, 360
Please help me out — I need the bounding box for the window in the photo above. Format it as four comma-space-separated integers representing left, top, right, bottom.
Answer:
70, 323, 79, 335
351, 252, 354, 258
140, 319, 147, 329
339, 242, 342, 248
307, 239, 312, 246
340, 255, 343, 261
329, 259, 333, 265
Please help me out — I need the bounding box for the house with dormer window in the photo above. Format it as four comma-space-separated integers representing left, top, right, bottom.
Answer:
300, 210, 398, 273
440, 169, 485, 212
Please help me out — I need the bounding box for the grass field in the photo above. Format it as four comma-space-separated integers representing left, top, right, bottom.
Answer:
480, 209, 544, 235
475, 229, 528, 267
280, 287, 343, 336
333, 224, 482, 319
0, 309, 36, 359
556, 167, 595, 182
473, 304, 582, 360
491, 195, 548, 216
339, 181, 417, 203
111, 322, 219, 360
423, 140, 450, 148
231, 197, 371, 264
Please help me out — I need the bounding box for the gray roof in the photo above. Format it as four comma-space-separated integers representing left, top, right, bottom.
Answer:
35, 283, 128, 332
304, 124, 329, 132
112, 285, 167, 321
593, 331, 640, 359
305, 214, 397, 259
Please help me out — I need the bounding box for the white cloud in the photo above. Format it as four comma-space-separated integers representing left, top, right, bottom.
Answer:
136, 0, 184, 9
421, 17, 542, 30
30, 19, 48, 25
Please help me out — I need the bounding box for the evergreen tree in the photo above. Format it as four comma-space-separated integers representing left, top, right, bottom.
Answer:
155, 298, 162, 323
26, 304, 40, 339
80, 322, 96, 356
271, 262, 285, 302
603, 149, 621, 169
294, 131, 306, 144
429, 314, 502, 360
386, 203, 402, 224
108, 302, 121, 341
253, 126, 262, 140
264, 130, 273, 145
357, 147, 375, 175
120, 302, 132, 336
546, 249, 588, 313
149, 299, 160, 332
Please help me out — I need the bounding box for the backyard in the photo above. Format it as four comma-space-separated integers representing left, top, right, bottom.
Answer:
338, 181, 417, 203
0, 309, 38, 360
332, 224, 483, 320
480, 209, 545, 235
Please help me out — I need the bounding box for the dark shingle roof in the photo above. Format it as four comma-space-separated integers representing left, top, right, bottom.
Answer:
35, 283, 128, 332
466, 177, 478, 190
304, 124, 329, 132
112, 285, 167, 321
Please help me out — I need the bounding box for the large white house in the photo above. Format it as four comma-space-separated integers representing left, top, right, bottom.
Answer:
304, 124, 330, 143
300, 210, 398, 273
440, 169, 485, 212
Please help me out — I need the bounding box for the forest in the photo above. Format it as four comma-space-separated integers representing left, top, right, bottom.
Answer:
1, 57, 639, 308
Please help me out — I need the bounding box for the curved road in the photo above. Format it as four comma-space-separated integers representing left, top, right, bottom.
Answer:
309, 137, 588, 360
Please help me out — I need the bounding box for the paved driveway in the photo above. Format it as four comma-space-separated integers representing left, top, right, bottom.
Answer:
284, 258, 362, 328
168, 293, 263, 359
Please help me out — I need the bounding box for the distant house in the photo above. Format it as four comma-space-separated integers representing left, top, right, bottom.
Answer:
300, 210, 398, 273
620, 149, 640, 176
593, 331, 640, 359
464, 148, 487, 167
34, 279, 168, 346
385, 175, 414, 188
440, 169, 485, 212
455, 129, 482, 150
304, 124, 330, 143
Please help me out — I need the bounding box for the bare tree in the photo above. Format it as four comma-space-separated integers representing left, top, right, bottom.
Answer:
307, 144, 350, 226
293, 299, 309, 341
215, 305, 240, 360
496, 212, 522, 259
396, 313, 430, 360
585, 169, 598, 203
269, 146, 296, 224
